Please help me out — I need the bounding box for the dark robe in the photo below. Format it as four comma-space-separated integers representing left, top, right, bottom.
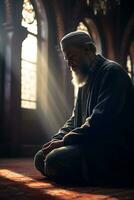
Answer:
53, 54, 134, 185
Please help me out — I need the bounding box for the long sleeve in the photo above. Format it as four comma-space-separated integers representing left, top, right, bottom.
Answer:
52, 110, 76, 140
63, 66, 129, 145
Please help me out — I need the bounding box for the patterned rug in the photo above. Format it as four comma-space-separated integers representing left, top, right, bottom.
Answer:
0, 158, 134, 200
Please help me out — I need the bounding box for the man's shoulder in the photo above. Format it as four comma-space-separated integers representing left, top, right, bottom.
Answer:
101, 58, 125, 74
96, 55, 121, 71
94, 55, 131, 85
96, 55, 132, 83
101, 56, 120, 68
100, 58, 133, 87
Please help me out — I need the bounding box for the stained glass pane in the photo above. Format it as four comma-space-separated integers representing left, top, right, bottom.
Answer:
21, 0, 37, 35
22, 19, 37, 35
21, 34, 37, 63
21, 0, 37, 109
21, 60, 36, 101
77, 22, 89, 34
21, 100, 36, 109
127, 55, 132, 78
22, 0, 35, 24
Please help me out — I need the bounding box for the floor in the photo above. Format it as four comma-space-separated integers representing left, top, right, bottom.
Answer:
0, 158, 134, 200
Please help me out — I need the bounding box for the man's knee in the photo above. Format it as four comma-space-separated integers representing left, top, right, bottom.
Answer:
34, 148, 64, 177
34, 150, 45, 175
44, 148, 62, 177
44, 147, 70, 178
44, 146, 85, 184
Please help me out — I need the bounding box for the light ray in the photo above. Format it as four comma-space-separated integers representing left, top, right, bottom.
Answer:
0, 169, 114, 199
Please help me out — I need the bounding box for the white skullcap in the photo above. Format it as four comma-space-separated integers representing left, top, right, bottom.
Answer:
60, 31, 94, 50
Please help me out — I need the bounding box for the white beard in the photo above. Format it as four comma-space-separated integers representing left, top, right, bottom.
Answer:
71, 69, 88, 88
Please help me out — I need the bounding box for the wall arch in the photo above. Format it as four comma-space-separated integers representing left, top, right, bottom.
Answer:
121, 13, 134, 68
77, 18, 102, 54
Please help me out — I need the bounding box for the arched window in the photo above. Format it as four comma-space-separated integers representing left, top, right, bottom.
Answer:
77, 22, 89, 33
21, 0, 37, 109
127, 55, 132, 78
127, 41, 134, 82
121, 13, 134, 83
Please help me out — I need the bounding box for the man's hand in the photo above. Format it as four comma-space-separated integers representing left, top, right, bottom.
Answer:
42, 140, 52, 149
42, 139, 60, 149
42, 140, 64, 157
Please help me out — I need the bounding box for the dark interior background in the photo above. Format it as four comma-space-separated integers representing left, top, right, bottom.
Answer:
0, 0, 134, 157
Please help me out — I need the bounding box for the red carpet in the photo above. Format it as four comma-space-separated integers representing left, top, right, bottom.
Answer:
0, 159, 134, 200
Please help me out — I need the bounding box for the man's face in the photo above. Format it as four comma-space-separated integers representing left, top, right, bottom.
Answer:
63, 45, 92, 87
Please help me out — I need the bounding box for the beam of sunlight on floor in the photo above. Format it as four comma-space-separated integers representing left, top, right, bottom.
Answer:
0, 169, 117, 200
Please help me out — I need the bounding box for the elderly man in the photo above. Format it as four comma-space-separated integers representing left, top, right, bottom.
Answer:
34, 31, 134, 186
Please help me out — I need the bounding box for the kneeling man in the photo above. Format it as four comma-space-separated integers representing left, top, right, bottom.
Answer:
34, 31, 134, 186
